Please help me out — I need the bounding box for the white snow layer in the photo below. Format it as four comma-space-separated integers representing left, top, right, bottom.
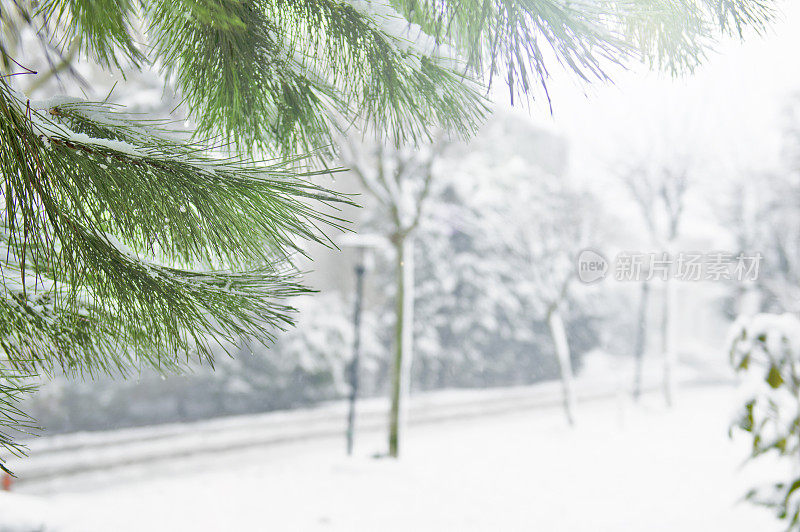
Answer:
0, 384, 778, 532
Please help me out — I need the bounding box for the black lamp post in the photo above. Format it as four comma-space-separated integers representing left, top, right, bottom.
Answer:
346, 257, 366, 456
338, 234, 384, 456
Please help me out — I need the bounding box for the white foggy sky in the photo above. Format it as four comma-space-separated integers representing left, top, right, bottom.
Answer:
487, 1, 800, 250
509, 1, 800, 180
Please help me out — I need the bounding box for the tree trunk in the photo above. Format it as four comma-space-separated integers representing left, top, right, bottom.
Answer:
388, 235, 415, 457
633, 281, 650, 401
736, 284, 761, 317
548, 307, 576, 426
662, 279, 676, 407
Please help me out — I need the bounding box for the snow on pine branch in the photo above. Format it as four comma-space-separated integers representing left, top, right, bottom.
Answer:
19, 87, 325, 186
0, 79, 340, 375
2, 84, 348, 268
342, 0, 459, 66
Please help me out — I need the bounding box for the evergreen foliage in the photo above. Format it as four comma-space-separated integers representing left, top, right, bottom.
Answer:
0, 81, 350, 473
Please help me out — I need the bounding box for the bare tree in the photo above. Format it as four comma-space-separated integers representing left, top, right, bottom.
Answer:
631, 281, 650, 401
719, 179, 765, 316
620, 159, 690, 406
339, 136, 445, 457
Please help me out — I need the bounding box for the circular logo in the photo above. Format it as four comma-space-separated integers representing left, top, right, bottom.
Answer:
577, 249, 608, 284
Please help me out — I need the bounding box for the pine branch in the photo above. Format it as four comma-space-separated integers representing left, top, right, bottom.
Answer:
36, 0, 144, 69
147, 0, 487, 153
0, 79, 352, 452
712, 0, 775, 36
28, 0, 778, 147
0, 369, 37, 475
393, 0, 777, 102
394, 0, 632, 104
13, 94, 351, 267
266, 0, 488, 140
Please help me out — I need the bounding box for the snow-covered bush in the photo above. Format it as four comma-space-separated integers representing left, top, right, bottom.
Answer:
220, 293, 383, 404
21, 294, 382, 432
730, 313, 800, 528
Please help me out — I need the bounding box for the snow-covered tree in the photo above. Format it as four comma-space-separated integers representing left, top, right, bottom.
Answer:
363, 112, 602, 393
339, 110, 595, 450
739, 97, 800, 314
485, 171, 598, 425
410, 179, 557, 390
221, 292, 382, 409
716, 94, 800, 319
618, 156, 691, 406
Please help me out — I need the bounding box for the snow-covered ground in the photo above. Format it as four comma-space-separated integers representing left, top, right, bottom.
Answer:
1, 349, 725, 485
0, 383, 779, 532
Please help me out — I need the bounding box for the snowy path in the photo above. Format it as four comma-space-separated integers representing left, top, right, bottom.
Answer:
0, 384, 779, 531
2, 353, 727, 486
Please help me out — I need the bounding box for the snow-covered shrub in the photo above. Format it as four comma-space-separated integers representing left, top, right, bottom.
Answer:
21, 294, 382, 432
730, 313, 800, 528
223, 293, 383, 403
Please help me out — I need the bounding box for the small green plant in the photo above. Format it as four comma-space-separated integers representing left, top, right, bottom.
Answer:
730, 313, 800, 529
